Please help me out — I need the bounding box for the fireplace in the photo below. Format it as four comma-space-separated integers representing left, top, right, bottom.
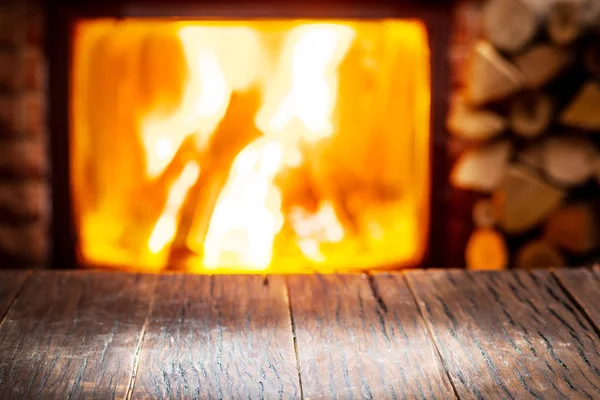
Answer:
1, 0, 596, 272
47, 1, 452, 272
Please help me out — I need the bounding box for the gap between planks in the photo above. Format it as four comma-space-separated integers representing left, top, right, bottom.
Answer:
406, 267, 600, 399
122, 268, 599, 399
401, 271, 461, 400
284, 276, 305, 400
125, 274, 159, 400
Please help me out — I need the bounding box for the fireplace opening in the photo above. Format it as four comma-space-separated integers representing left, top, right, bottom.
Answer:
69, 18, 431, 273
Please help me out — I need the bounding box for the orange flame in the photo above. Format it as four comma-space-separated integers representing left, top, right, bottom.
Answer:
148, 161, 200, 254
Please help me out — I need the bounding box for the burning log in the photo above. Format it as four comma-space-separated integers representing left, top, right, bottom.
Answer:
450, 140, 512, 193
542, 136, 596, 187
544, 202, 599, 254
483, 0, 551, 53
119, 135, 200, 253
560, 82, 600, 130
509, 92, 553, 138
465, 41, 522, 106
516, 238, 566, 269
465, 228, 508, 270
492, 166, 565, 234
446, 94, 507, 141
169, 87, 263, 258
514, 45, 572, 89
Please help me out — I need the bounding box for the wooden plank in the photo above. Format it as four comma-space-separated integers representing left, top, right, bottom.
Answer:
407, 269, 600, 399
0, 271, 156, 399
0, 270, 31, 322
288, 273, 455, 399
131, 274, 301, 399
554, 267, 600, 331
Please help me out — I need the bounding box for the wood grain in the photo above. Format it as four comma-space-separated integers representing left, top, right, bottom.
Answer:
0, 270, 30, 322
131, 274, 301, 399
407, 269, 600, 399
553, 266, 600, 333
0, 271, 156, 399
288, 273, 454, 399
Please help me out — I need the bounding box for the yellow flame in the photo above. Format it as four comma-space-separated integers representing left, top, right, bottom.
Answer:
203, 138, 284, 269
201, 24, 355, 270
141, 27, 262, 178
257, 25, 355, 141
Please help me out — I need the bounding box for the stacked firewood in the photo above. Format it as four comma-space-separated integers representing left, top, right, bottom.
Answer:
449, 0, 600, 269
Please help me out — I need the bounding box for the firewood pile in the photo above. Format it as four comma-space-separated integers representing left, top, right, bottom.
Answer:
449, 0, 600, 269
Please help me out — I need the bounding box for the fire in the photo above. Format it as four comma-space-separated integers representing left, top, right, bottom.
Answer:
148, 161, 200, 254
202, 138, 284, 270
72, 19, 431, 273
200, 24, 355, 270
141, 27, 262, 178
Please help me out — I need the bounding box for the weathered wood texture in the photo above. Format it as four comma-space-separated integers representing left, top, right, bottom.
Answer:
288, 274, 455, 399
0, 269, 599, 398
0, 270, 30, 320
0, 271, 156, 399
406, 269, 600, 399
131, 274, 301, 399
554, 266, 600, 332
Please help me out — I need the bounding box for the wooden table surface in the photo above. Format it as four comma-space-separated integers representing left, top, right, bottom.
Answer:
0, 267, 599, 399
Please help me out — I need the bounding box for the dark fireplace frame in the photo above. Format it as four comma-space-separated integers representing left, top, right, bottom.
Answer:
46, 0, 452, 270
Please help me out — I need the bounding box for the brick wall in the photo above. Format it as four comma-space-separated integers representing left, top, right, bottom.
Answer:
0, 1, 48, 268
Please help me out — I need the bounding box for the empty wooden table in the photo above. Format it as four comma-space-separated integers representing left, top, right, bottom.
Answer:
0, 267, 599, 399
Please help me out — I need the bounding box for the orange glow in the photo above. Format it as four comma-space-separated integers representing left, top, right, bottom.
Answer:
148, 161, 200, 255
71, 19, 431, 273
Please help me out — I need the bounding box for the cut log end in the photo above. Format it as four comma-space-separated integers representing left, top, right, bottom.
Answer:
545, 202, 599, 254
465, 228, 509, 270
447, 95, 507, 141
483, 0, 545, 54
516, 239, 566, 269
492, 166, 565, 234
466, 41, 522, 106
547, 0, 586, 45
451, 140, 513, 193
561, 82, 600, 130
543, 136, 596, 187
514, 45, 572, 89
509, 93, 553, 138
